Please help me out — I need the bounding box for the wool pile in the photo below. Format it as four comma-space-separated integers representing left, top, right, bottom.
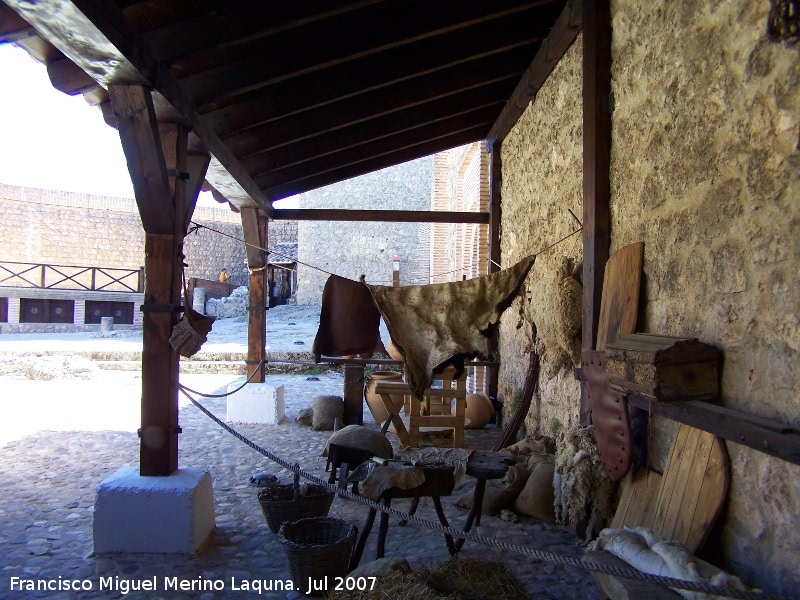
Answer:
553, 424, 617, 540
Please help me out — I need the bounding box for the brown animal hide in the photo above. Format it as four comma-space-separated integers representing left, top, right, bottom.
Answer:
312, 274, 383, 360
364, 255, 535, 398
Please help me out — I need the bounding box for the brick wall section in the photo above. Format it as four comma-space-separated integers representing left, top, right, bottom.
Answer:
294, 157, 432, 304
429, 143, 489, 285
0, 184, 297, 289
429, 142, 491, 392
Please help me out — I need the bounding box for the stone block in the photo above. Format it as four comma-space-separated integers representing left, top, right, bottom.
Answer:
93, 466, 215, 554
226, 382, 285, 424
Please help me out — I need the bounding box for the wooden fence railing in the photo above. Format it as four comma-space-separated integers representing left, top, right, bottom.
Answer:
0, 261, 144, 293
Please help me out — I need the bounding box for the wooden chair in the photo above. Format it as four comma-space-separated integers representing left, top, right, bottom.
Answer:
374, 368, 469, 449
585, 423, 730, 599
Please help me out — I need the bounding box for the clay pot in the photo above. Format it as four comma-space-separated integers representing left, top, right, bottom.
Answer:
386, 340, 404, 361
343, 353, 373, 360
465, 392, 495, 429
364, 370, 405, 425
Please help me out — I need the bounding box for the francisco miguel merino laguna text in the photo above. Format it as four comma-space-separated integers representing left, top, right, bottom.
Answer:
10, 575, 378, 595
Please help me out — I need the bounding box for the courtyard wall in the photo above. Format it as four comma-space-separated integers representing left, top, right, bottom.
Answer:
0, 183, 297, 288
294, 157, 432, 304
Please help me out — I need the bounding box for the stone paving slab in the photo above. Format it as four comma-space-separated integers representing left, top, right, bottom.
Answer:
0, 370, 597, 600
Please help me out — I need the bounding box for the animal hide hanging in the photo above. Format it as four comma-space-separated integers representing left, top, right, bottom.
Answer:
363, 255, 535, 399
312, 274, 383, 361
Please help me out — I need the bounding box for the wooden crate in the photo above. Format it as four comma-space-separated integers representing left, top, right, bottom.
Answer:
604, 333, 721, 400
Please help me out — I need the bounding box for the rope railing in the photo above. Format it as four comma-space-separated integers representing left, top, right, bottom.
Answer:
178, 383, 786, 600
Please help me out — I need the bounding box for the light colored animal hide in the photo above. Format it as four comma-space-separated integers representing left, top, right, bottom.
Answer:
364, 255, 535, 399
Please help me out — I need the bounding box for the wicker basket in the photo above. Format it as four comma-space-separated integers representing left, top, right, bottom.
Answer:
257, 473, 335, 533
278, 517, 357, 595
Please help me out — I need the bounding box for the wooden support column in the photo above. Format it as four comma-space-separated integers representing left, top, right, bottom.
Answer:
139, 233, 181, 476
242, 207, 268, 382
487, 142, 502, 399
581, 0, 612, 420
343, 364, 366, 426
109, 84, 185, 476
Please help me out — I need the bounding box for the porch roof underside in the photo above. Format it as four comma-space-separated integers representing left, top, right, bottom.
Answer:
0, 0, 579, 214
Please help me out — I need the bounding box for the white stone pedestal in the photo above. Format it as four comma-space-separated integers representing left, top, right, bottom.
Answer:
226, 382, 285, 424
93, 466, 215, 554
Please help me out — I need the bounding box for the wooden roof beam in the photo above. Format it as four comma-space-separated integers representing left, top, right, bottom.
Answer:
244, 96, 508, 177
202, 16, 543, 136
47, 56, 98, 95
4, 0, 270, 213
184, 0, 558, 105
263, 127, 487, 201
486, 0, 583, 146
224, 52, 529, 156
0, 4, 37, 43
254, 111, 496, 190
271, 209, 489, 224
143, 0, 390, 63
230, 78, 514, 165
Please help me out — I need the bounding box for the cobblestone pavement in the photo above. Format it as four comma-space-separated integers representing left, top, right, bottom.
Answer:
0, 310, 597, 599
0, 371, 597, 600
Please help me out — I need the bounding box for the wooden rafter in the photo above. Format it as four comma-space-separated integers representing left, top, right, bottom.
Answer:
46, 56, 97, 95
0, 3, 36, 42
263, 127, 487, 200
253, 109, 497, 189
180, 0, 558, 105
243, 102, 505, 177
487, 0, 584, 145
227, 64, 525, 157
140, 0, 390, 63
201, 21, 543, 135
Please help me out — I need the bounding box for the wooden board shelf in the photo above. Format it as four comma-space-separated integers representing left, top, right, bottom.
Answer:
627, 395, 800, 467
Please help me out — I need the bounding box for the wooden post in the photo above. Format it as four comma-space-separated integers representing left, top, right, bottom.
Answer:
139, 233, 181, 475
109, 84, 198, 476
487, 142, 502, 399
392, 255, 400, 287
242, 207, 268, 382
581, 0, 612, 421
343, 364, 365, 425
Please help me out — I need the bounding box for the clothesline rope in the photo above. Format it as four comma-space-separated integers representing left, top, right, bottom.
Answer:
189, 221, 583, 285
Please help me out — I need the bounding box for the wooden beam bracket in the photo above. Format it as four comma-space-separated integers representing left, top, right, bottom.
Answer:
487, 0, 584, 145
628, 395, 800, 467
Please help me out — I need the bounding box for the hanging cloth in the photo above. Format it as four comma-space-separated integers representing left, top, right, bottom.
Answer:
312, 274, 384, 361
364, 255, 535, 399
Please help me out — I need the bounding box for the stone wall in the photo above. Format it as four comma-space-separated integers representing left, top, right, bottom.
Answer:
609, 2, 799, 593
0, 184, 297, 289
498, 1, 800, 593
295, 157, 432, 304
499, 35, 584, 438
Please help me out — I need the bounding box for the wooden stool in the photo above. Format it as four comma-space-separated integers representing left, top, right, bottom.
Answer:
349, 465, 456, 570
397, 450, 515, 551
